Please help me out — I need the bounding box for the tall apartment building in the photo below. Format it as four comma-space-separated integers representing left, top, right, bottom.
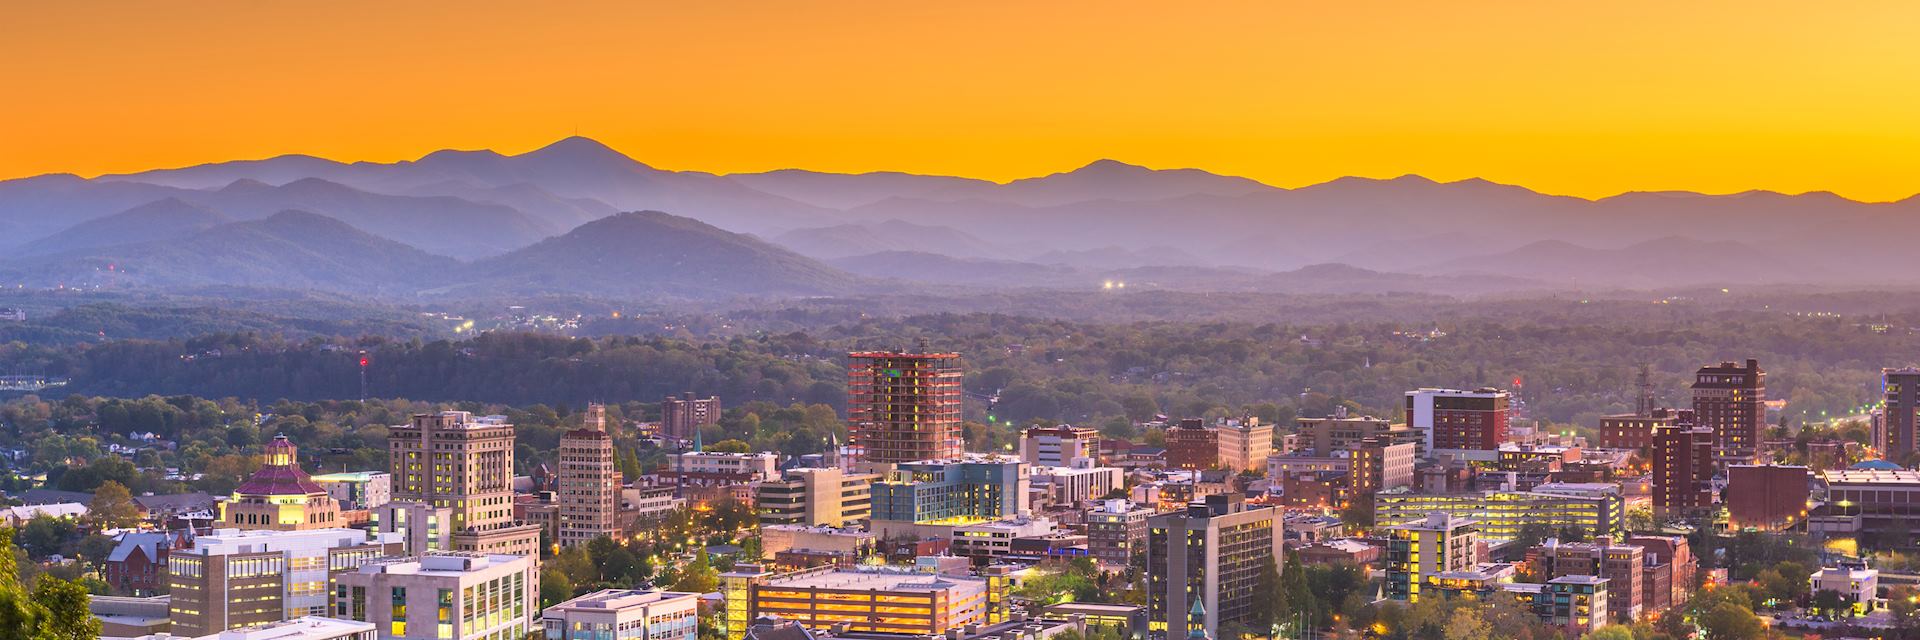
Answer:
1085, 499, 1154, 567
1145, 494, 1284, 638
220, 435, 344, 531
1165, 419, 1220, 470
1350, 436, 1414, 494
1884, 368, 1920, 458
1020, 425, 1101, 467
847, 350, 964, 466
754, 468, 878, 528
167, 528, 405, 636
1725, 464, 1811, 531
1405, 388, 1510, 453
1537, 576, 1610, 636
869, 456, 1028, 524
540, 589, 700, 640
557, 404, 619, 547
1651, 424, 1715, 513
1692, 359, 1765, 466
661, 393, 723, 441
332, 553, 537, 640
1384, 513, 1478, 602
1215, 418, 1273, 473
388, 412, 541, 557
1536, 537, 1645, 622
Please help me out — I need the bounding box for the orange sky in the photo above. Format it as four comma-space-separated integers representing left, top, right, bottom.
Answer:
5, 1, 1920, 200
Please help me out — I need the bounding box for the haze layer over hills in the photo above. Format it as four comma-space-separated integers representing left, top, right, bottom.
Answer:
4, 136, 1915, 300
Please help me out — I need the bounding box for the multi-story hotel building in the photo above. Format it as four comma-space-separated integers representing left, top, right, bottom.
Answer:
332, 553, 537, 640
1145, 494, 1284, 638
557, 404, 619, 548
1652, 424, 1716, 513
1384, 513, 1478, 602
660, 393, 723, 441
1405, 388, 1510, 454
389, 412, 542, 557
1374, 485, 1623, 543
847, 350, 964, 466
1692, 359, 1766, 466
754, 468, 878, 528
539, 589, 700, 640
167, 527, 405, 636
1019, 425, 1102, 467
1085, 499, 1154, 567
1214, 418, 1272, 473
220, 435, 344, 531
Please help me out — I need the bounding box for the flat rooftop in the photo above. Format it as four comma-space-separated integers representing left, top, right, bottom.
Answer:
767, 569, 981, 592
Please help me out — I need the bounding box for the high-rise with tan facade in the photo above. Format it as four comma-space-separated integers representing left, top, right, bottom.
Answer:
389, 412, 541, 557
1214, 418, 1272, 473
847, 350, 963, 466
557, 404, 620, 547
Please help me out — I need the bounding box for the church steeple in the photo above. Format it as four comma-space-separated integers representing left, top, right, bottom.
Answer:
1186, 599, 1210, 640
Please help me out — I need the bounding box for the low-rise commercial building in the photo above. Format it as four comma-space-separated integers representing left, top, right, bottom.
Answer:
332, 553, 537, 640
538, 589, 700, 640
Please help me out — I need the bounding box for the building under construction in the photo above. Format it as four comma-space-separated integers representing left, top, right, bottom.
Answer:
847, 350, 964, 466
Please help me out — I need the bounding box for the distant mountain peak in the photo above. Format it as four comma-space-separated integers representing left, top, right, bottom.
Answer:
519, 136, 639, 164
1074, 159, 1151, 173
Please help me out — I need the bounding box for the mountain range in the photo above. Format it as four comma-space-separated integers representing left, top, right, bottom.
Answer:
6, 135, 1920, 300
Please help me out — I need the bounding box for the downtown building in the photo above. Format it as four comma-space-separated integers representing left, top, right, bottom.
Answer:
1384, 513, 1479, 602
1882, 368, 1920, 458
1145, 494, 1284, 638
754, 467, 878, 528
1019, 425, 1102, 467
388, 412, 542, 557
847, 350, 964, 466
557, 404, 620, 547
1373, 484, 1624, 543
1692, 359, 1766, 466
869, 456, 1029, 535
1652, 423, 1716, 513
332, 553, 537, 640
1165, 419, 1219, 470
1085, 499, 1154, 567
719, 564, 993, 639
220, 435, 345, 531
1405, 388, 1511, 456
660, 392, 722, 441
1596, 408, 1688, 451
1725, 464, 1811, 531
1214, 418, 1273, 473
539, 589, 700, 640
167, 527, 405, 636
1534, 537, 1646, 622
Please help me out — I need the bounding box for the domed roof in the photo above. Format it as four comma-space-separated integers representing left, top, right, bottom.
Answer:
234, 434, 327, 496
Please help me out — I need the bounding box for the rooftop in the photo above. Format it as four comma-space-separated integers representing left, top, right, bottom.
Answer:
766, 567, 983, 592
309, 471, 389, 482
547, 588, 700, 612
1823, 468, 1920, 484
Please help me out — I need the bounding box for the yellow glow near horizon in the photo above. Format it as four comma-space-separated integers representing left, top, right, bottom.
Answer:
6, 2, 1920, 200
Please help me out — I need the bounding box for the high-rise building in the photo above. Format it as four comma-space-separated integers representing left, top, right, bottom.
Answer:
220, 435, 344, 531
1165, 419, 1220, 470
1651, 424, 1715, 513
661, 393, 723, 441
557, 404, 619, 547
869, 456, 1028, 525
1405, 388, 1510, 453
1884, 368, 1920, 459
1725, 464, 1811, 531
388, 412, 541, 557
1214, 418, 1272, 473
754, 468, 878, 528
1085, 499, 1154, 567
310, 471, 392, 511
167, 528, 405, 636
1145, 494, 1284, 638
1350, 436, 1414, 494
1384, 513, 1478, 602
332, 553, 538, 640
847, 350, 963, 466
539, 589, 700, 640
1020, 425, 1102, 467
1692, 359, 1765, 466
1294, 410, 1420, 457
